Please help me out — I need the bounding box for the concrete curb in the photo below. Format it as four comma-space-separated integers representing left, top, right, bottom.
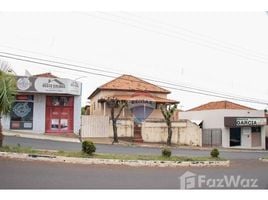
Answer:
0, 152, 230, 168
259, 158, 268, 162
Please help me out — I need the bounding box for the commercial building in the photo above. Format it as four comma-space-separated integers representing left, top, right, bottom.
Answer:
180, 101, 267, 149
3, 73, 82, 135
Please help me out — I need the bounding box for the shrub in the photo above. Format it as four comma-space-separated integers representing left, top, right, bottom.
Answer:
162, 148, 172, 157
210, 148, 220, 158
82, 140, 96, 155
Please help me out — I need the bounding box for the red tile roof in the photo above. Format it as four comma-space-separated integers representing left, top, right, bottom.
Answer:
89, 74, 170, 99
188, 100, 255, 111
33, 72, 58, 78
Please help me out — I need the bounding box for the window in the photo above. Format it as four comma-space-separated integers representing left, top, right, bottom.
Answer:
252, 127, 261, 133
10, 95, 34, 130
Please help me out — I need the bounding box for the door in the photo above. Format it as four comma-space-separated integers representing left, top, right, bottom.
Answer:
251, 127, 261, 147
230, 128, 241, 146
45, 96, 74, 133
133, 123, 143, 142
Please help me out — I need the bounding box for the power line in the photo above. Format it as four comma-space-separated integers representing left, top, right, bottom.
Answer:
0, 50, 266, 103
80, 12, 268, 65
0, 51, 268, 106
99, 12, 268, 62
1, 44, 265, 103
120, 12, 268, 60
1, 45, 264, 103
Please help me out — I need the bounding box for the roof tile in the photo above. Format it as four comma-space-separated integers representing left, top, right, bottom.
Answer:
188, 100, 255, 111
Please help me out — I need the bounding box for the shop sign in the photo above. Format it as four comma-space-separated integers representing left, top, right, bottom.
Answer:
15, 76, 81, 95
236, 118, 267, 126
224, 117, 267, 127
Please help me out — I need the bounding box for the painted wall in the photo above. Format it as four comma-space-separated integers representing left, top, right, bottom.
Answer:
32, 94, 46, 133
180, 109, 266, 149
73, 95, 81, 134
108, 119, 134, 138
141, 120, 202, 146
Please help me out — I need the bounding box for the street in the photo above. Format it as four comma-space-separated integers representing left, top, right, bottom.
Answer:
3, 136, 268, 160
2, 136, 268, 189
0, 157, 268, 189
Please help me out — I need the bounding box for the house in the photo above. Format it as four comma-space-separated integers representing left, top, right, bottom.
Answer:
83, 74, 202, 146
180, 100, 267, 149
88, 74, 179, 120
2, 72, 82, 136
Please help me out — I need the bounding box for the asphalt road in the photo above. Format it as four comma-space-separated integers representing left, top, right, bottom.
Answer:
3, 136, 268, 160
0, 157, 268, 189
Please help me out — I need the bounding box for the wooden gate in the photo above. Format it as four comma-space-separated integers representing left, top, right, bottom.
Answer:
81, 115, 110, 138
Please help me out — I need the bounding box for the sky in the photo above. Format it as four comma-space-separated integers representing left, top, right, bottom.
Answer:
1, 12, 268, 110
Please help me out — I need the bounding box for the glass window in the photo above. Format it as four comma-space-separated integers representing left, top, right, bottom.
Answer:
251, 127, 261, 133
10, 95, 34, 130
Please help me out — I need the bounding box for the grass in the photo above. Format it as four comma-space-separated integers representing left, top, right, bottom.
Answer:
0, 145, 225, 162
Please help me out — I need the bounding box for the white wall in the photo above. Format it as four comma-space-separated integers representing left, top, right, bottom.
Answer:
32, 94, 46, 133
141, 120, 202, 146
73, 95, 81, 135
2, 115, 10, 130
180, 109, 265, 149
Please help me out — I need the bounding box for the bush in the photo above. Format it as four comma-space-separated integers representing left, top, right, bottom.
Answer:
162, 148, 172, 157
82, 140, 96, 155
210, 148, 219, 158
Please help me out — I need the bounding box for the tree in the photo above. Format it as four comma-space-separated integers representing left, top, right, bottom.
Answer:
0, 70, 17, 147
106, 98, 127, 144
160, 104, 178, 146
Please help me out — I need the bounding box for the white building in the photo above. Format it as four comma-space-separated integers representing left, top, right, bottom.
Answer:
180, 101, 266, 149
3, 73, 82, 135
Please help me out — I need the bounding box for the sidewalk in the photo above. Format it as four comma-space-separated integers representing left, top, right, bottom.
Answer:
3, 131, 81, 143
3, 130, 267, 153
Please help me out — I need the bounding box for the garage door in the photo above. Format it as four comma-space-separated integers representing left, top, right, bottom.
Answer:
202, 129, 222, 147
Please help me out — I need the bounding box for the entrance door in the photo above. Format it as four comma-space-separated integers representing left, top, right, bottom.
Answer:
45, 96, 74, 133
251, 127, 261, 147
133, 123, 143, 142
230, 128, 241, 146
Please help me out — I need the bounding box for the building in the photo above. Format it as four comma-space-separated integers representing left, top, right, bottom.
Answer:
83, 74, 202, 146
180, 100, 267, 149
88, 74, 179, 120
3, 73, 82, 136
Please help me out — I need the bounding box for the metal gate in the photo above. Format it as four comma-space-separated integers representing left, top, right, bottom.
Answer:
202, 129, 222, 147
81, 115, 110, 138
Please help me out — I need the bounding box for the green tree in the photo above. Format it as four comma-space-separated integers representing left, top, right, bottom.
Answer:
106, 98, 127, 144
0, 70, 17, 147
160, 104, 178, 146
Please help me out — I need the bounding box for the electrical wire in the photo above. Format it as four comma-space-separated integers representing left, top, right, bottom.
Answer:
1, 51, 268, 105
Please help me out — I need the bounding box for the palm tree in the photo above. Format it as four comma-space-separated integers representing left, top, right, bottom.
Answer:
0, 70, 17, 147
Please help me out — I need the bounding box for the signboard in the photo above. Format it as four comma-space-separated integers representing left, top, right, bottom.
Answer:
236, 118, 266, 126
224, 117, 267, 127
15, 76, 81, 96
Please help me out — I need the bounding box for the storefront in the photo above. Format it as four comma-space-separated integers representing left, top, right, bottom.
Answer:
3, 74, 82, 135
224, 117, 266, 149
180, 100, 267, 149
